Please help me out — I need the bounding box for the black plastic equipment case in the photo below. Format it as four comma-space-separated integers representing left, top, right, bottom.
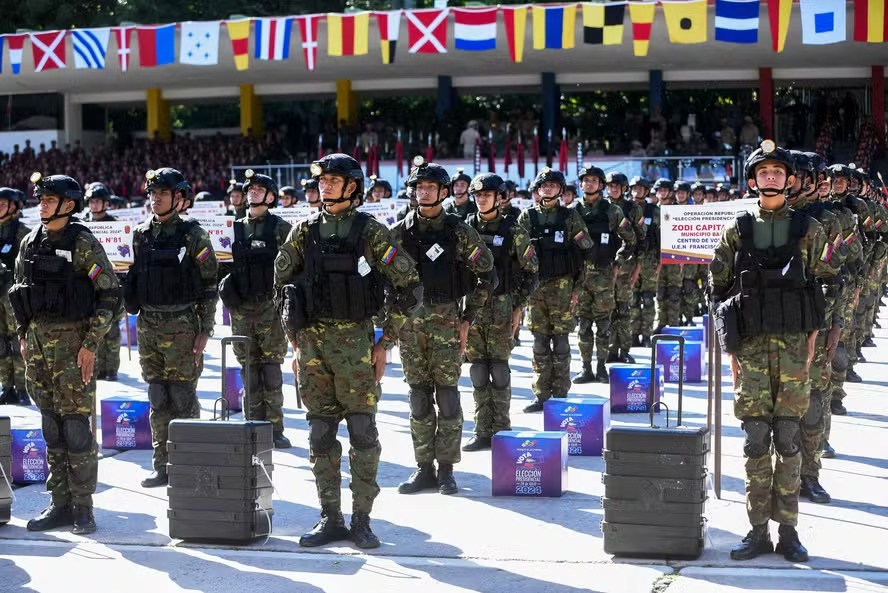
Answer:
0, 416, 11, 525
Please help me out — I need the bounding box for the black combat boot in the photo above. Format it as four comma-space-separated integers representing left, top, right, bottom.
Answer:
862, 336, 876, 347
71, 506, 97, 535
273, 431, 292, 449
605, 351, 619, 363
299, 506, 350, 547
350, 512, 380, 549
596, 360, 609, 384
846, 368, 863, 383
632, 335, 643, 348
775, 524, 809, 562
830, 400, 847, 416
730, 523, 773, 560
856, 349, 867, 363
27, 504, 74, 531
522, 400, 544, 413
573, 363, 596, 384
437, 463, 458, 495
106, 371, 118, 381
821, 441, 836, 459
618, 350, 635, 364
462, 435, 492, 452
0, 387, 16, 405
397, 463, 438, 494
140, 468, 168, 488
16, 390, 31, 406
641, 336, 651, 348
875, 320, 882, 329
800, 475, 831, 504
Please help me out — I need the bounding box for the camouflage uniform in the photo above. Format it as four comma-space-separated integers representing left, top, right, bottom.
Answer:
517, 203, 593, 402
130, 212, 218, 473
607, 195, 646, 357
0, 217, 30, 399
630, 200, 661, 343
442, 196, 478, 221
657, 264, 684, 329
391, 209, 494, 466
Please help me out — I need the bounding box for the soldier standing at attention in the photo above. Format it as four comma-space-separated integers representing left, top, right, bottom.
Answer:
628, 176, 660, 348
275, 154, 422, 549
0, 187, 31, 404
124, 168, 218, 489
227, 178, 248, 219
463, 173, 538, 451
301, 178, 321, 207
652, 179, 682, 332
220, 170, 293, 449
442, 168, 478, 220
11, 173, 119, 534
391, 157, 496, 494
279, 186, 298, 208
709, 141, 835, 562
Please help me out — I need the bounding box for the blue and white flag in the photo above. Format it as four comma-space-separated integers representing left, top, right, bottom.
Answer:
71, 28, 110, 69
255, 17, 293, 60
714, 0, 759, 44
800, 0, 846, 44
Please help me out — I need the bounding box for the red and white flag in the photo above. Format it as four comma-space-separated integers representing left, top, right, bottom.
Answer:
113, 27, 133, 72
405, 8, 449, 53
31, 31, 67, 72
5, 34, 26, 75
294, 14, 321, 71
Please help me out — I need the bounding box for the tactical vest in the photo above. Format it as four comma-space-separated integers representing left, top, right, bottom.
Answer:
131, 219, 202, 307
528, 207, 580, 280
0, 220, 21, 271
231, 215, 279, 298
21, 223, 95, 321
401, 212, 472, 302
304, 212, 383, 322
734, 210, 824, 337
468, 214, 516, 297
643, 202, 659, 253
578, 201, 618, 268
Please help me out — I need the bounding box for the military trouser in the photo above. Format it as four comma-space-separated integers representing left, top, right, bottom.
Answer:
680, 265, 702, 325
630, 252, 660, 340
829, 286, 857, 405
230, 300, 288, 433
399, 302, 464, 466
656, 264, 683, 329
610, 264, 637, 354
95, 309, 122, 378
298, 320, 381, 515
734, 332, 811, 527
576, 265, 615, 365
26, 319, 98, 508
801, 330, 832, 478
138, 309, 203, 472
0, 292, 25, 393
466, 295, 514, 438
527, 276, 575, 401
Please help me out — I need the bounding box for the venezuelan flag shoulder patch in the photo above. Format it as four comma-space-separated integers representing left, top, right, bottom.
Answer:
88, 263, 102, 280
573, 230, 587, 243
820, 242, 832, 263
197, 247, 211, 262
468, 246, 482, 263
523, 245, 535, 260
383, 245, 397, 264
619, 217, 630, 230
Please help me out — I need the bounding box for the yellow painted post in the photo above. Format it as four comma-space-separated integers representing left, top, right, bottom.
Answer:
240, 84, 264, 137
146, 88, 171, 142
336, 79, 357, 126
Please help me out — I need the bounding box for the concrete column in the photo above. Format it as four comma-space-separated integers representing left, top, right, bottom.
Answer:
872, 66, 885, 152
436, 75, 455, 119
541, 72, 558, 155
649, 69, 664, 115
758, 67, 774, 140
336, 79, 358, 126
62, 93, 83, 146
239, 84, 264, 137
146, 88, 171, 142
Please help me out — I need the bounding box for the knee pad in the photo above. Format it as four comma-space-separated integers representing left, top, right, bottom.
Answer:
773, 417, 801, 457
346, 413, 379, 451
742, 418, 772, 458
831, 343, 849, 372
41, 411, 64, 448
469, 361, 490, 390
62, 415, 93, 453
435, 385, 462, 420
0, 337, 10, 358
489, 360, 511, 390
244, 366, 262, 395
261, 364, 283, 390
409, 384, 434, 420
147, 383, 169, 411
683, 279, 697, 292
642, 291, 656, 308
308, 417, 340, 454
552, 334, 570, 356
802, 390, 824, 428
532, 334, 551, 356
631, 292, 641, 307
168, 381, 196, 414
615, 301, 631, 317
594, 317, 611, 334
577, 318, 593, 337
667, 286, 681, 301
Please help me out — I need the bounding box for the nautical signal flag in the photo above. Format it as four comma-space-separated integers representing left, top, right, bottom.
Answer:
3, 34, 25, 75
853, 0, 888, 42
375, 11, 401, 64
405, 8, 449, 54
800, 0, 846, 44
662, 0, 708, 44
226, 19, 252, 71
113, 27, 133, 72
328, 12, 370, 57
767, 0, 793, 52
179, 21, 220, 66
71, 28, 110, 69
502, 5, 528, 63
583, 2, 626, 46
532, 4, 577, 50
31, 31, 67, 72
453, 7, 497, 51
715, 0, 759, 44
629, 2, 656, 56
255, 17, 293, 61
137, 24, 175, 68
295, 15, 321, 71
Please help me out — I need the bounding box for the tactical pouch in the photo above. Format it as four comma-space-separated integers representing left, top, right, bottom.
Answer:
280, 282, 310, 332
8, 283, 32, 330
219, 273, 243, 309
122, 265, 141, 314
715, 296, 741, 354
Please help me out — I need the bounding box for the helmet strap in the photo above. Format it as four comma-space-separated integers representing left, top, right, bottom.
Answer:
40, 197, 73, 224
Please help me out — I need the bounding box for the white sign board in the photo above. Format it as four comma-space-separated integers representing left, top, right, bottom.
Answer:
82, 221, 135, 274
660, 200, 757, 264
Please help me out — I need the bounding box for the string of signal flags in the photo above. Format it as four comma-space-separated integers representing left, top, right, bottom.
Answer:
0, 0, 885, 76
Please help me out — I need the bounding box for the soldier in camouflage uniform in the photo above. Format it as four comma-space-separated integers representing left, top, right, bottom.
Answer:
709, 141, 835, 562
851, 167, 884, 352
0, 188, 31, 405
11, 173, 119, 534
219, 170, 293, 449
391, 157, 495, 494
396, 185, 417, 222
628, 176, 660, 348
226, 178, 248, 219
653, 179, 682, 331
275, 154, 422, 549
301, 177, 321, 207
499, 183, 523, 220
674, 182, 703, 325
442, 168, 478, 220
124, 168, 218, 489
572, 165, 635, 384
519, 168, 593, 410
463, 173, 538, 451
279, 186, 298, 208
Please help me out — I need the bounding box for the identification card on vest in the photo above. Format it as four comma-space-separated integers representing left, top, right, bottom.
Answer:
357, 256, 371, 277
554, 231, 564, 243
1, 244, 11, 254
644, 217, 652, 226
601, 233, 610, 245
493, 235, 504, 247
251, 240, 266, 249
178, 247, 186, 262
55, 249, 72, 262
426, 243, 445, 261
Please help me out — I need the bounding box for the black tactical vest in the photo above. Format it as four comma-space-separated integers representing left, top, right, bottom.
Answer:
231, 215, 279, 298
643, 202, 659, 253
528, 207, 580, 280
304, 212, 383, 321
578, 201, 618, 268
0, 220, 21, 271
130, 219, 202, 307
734, 210, 824, 337
468, 214, 516, 297
401, 212, 472, 303
21, 223, 95, 321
